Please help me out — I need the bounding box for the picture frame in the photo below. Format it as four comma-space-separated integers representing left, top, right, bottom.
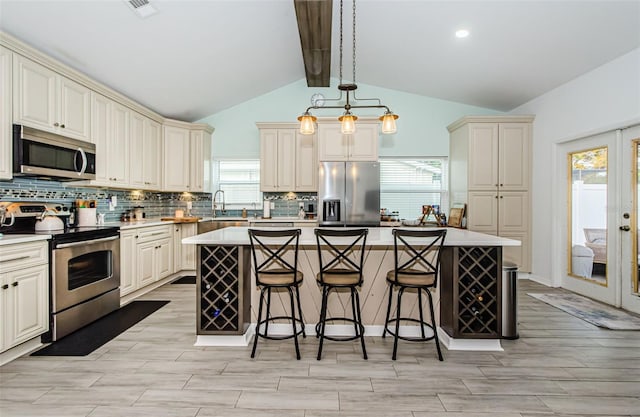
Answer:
448, 207, 464, 228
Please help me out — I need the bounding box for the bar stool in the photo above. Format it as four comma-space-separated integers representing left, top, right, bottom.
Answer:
383, 229, 447, 361
314, 228, 368, 360
248, 229, 306, 360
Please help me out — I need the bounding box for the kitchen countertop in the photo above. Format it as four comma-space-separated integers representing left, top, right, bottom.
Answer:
108, 216, 318, 230
183, 226, 521, 247
0, 234, 51, 246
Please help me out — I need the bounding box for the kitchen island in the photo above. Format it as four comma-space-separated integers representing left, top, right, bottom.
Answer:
183, 227, 520, 351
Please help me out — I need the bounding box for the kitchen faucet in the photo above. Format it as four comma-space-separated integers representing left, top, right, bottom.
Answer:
212, 190, 226, 218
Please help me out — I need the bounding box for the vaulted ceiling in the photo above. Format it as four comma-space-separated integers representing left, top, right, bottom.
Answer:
1, 0, 638, 122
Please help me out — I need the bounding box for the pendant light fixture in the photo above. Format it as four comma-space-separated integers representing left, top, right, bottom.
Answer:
297, 0, 398, 135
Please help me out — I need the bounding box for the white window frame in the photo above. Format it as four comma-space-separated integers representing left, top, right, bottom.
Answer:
212, 159, 263, 209
379, 157, 449, 220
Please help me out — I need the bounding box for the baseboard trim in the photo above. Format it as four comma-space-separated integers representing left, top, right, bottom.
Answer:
525, 273, 554, 287
0, 337, 44, 366
194, 323, 503, 351
438, 328, 504, 352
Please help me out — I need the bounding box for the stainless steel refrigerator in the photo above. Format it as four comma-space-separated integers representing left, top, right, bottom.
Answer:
318, 161, 380, 227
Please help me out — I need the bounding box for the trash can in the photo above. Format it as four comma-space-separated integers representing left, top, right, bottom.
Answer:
501, 262, 519, 339
571, 245, 594, 278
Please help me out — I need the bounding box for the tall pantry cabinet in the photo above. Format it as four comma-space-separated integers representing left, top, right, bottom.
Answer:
448, 115, 534, 272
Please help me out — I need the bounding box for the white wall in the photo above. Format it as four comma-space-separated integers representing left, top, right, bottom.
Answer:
197, 78, 500, 159
510, 48, 640, 285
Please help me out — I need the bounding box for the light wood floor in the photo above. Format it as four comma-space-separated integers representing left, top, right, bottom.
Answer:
1, 279, 640, 417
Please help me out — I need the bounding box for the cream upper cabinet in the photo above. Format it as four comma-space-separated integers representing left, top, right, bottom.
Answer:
130, 112, 162, 190
0, 46, 12, 180
498, 123, 531, 191
189, 128, 212, 193
295, 131, 317, 191
317, 121, 379, 161
109, 102, 130, 186
163, 125, 190, 191
81, 92, 128, 187
13, 55, 90, 141
257, 123, 317, 192
259, 128, 296, 192
163, 122, 213, 193
448, 115, 534, 272
466, 122, 530, 191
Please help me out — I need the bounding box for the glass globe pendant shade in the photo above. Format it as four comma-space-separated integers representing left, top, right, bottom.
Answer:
338, 112, 358, 134
380, 111, 399, 134
297, 112, 317, 135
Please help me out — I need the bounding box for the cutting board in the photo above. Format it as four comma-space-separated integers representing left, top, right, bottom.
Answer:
161, 217, 201, 223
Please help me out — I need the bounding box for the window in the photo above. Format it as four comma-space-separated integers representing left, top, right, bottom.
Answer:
379, 158, 448, 220
212, 160, 262, 208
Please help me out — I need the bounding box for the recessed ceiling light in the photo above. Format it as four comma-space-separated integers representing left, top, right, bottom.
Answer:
455, 29, 470, 39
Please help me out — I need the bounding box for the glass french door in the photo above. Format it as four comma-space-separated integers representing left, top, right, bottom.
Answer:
620, 125, 640, 314
560, 132, 618, 305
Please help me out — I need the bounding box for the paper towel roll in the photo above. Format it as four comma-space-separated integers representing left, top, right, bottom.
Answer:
263, 200, 271, 218
77, 208, 97, 227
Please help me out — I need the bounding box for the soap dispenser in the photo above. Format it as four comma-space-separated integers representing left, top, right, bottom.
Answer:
298, 204, 305, 220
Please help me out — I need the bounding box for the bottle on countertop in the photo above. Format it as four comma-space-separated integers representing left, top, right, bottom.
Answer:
241, 208, 247, 218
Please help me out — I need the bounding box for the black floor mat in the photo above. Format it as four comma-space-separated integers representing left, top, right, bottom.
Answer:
31, 300, 169, 356
171, 275, 196, 284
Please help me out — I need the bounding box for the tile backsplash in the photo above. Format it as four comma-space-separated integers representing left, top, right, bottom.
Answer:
0, 178, 318, 220
0, 178, 212, 222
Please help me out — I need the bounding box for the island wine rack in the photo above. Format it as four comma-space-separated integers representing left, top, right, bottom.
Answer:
440, 246, 502, 338
197, 245, 251, 335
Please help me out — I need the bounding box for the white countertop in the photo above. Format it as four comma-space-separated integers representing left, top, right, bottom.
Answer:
183, 226, 521, 247
0, 234, 51, 246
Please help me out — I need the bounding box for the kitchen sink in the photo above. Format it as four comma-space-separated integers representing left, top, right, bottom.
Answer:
197, 219, 248, 234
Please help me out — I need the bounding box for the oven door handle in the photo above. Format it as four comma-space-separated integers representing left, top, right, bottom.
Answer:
55, 235, 119, 249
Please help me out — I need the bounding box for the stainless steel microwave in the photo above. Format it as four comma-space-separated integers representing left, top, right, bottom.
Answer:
13, 124, 96, 180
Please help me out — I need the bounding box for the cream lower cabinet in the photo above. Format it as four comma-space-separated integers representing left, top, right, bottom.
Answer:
120, 225, 173, 297
13, 54, 90, 141
448, 115, 534, 272
0, 241, 49, 353
0, 46, 12, 180
173, 223, 197, 272
317, 120, 379, 161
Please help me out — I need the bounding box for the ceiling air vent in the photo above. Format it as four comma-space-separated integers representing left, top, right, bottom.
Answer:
124, 0, 158, 19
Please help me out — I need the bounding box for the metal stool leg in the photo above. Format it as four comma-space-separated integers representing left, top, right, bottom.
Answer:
288, 287, 301, 360
295, 285, 306, 338
251, 287, 266, 358
418, 288, 426, 339
354, 289, 367, 360
382, 283, 394, 338
317, 286, 329, 360
427, 289, 443, 361
265, 287, 272, 335
392, 287, 404, 360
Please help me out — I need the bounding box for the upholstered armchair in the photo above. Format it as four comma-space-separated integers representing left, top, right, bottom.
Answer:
583, 228, 607, 264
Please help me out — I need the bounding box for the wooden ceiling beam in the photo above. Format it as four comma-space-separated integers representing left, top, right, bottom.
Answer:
294, 0, 332, 87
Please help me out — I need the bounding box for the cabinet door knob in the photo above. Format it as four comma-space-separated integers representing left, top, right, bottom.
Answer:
54, 122, 60, 127
60, 124, 65, 128
500, 183, 503, 187
1, 284, 8, 290
500, 196, 504, 199
11, 281, 18, 287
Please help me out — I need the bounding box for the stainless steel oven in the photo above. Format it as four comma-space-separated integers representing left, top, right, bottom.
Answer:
0, 201, 121, 342
50, 229, 120, 341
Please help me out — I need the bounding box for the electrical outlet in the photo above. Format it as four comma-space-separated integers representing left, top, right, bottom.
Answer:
299, 202, 304, 209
